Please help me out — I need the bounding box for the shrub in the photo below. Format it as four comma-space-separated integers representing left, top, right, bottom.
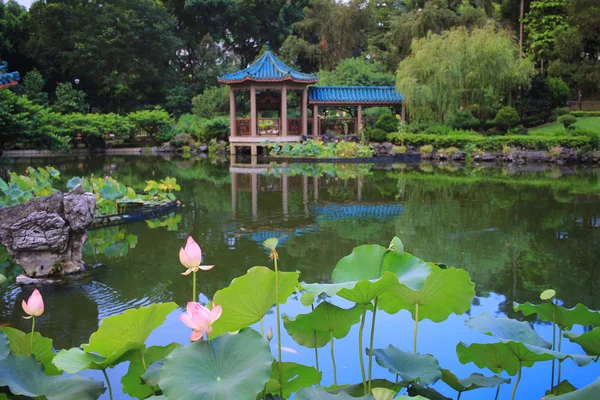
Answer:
545, 76, 569, 109
394, 145, 407, 154
552, 108, 570, 117
182, 145, 191, 154
571, 111, 600, 117
558, 114, 577, 130
508, 125, 528, 135
373, 114, 399, 133
170, 133, 194, 148
387, 133, 596, 151
445, 146, 459, 155
420, 144, 434, 154
127, 108, 173, 140
364, 128, 388, 143
549, 146, 562, 157
203, 118, 230, 141
192, 86, 229, 118
448, 111, 480, 131
493, 107, 520, 133
157, 125, 176, 143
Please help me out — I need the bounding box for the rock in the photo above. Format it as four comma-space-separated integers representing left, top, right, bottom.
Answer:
322, 131, 337, 143
341, 134, 361, 143
437, 152, 448, 161
0, 186, 96, 278
198, 145, 208, 152
16, 274, 62, 285
373, 142, 395, 157
525, 151, 550, 163
558, 148, 578, 163
481, 153, 496, 162
450, 151, 466, 161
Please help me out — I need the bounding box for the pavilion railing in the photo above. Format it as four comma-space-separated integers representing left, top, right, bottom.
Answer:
258, 118, 280, 136
236, 118, 251, 136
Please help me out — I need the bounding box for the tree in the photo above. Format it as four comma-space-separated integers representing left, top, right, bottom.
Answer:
192, 86, 230, 118
397, 24, 535, 122
54, 82, 86, 114
318, 58, 395, 86
0, 0, 32, 75
22, 69, 48, 105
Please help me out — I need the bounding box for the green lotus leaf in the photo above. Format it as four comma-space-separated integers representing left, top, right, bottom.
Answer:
466, 314, 551, 348
1, 326, 61, 375
371, 345, 442, 386
335, 379, 401, 396
210, 266, 299, 337
441, 369, 510, 392
159, 329, 273, 400
0, 274, 6, 285
407, 384, 452, 400
53, 348, 108, 373
82, 302, 177, 364
303, 272, 400, 304
546, 380, 578, 396
296, 386, 374, 399
514, 302, 600, 330
99, 180, 128, 201
541, 289, 557, 300
378, 265, 474, 322
371, 388, 396, 400
141, 360, 163, 387
283, 302, 366, 348
0, 353, 105, 400
565, 327, 600, 356
267, 362, 321, 398
387, 236, 404, 254
67, 177, 83, 189
545, 377, 600, 399
0, 330, 9, 360
264, 238, 279, 250
121, 344, 179, 399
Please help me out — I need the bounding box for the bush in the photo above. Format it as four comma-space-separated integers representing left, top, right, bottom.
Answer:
445, 146, 459, 155
373, 114, 399, 133
545, 76, 569, 109
387, 132, 596, 151
192, 86, 229, 118
493, 107, 520, 133
552, 108, 570, 117
364, 128, 388, 143
203, 117, 230, 141
127, 108, 173, 140
571, 111, 600, 117
420, 144, 434, 154
558, 114, 577, 130
170, 133, 194, 148
549, 146, 562, 157
448, 111, 480, 131
394, 145, 407, 154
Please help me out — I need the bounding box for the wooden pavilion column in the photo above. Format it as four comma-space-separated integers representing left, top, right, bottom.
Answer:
281, 84, 288, 136
229, 88, 236, 137
312, 105, 318, 136
357, 105, 363, 133
250, 84, 257, 137
302, 88, 308, 135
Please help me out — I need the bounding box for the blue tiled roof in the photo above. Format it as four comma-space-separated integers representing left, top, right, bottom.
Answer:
218, 45, 318, 84
0, 62, 19, 88
309, 86, 403, 104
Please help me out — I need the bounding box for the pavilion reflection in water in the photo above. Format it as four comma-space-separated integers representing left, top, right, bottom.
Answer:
229, 161, 404, 246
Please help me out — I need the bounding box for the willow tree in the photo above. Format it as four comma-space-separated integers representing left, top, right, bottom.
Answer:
397, 24, 535, 122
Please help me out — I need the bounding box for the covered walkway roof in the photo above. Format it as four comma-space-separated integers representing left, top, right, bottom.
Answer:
218, 44, 318, 84
0, 62, 19, 89
309, 86, 403, 105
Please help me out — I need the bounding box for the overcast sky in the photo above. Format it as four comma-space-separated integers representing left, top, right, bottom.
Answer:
14, 0, 34, 9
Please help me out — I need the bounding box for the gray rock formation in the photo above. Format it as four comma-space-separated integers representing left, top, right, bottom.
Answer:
0, 186, 96, 277
373, 142, 395, 157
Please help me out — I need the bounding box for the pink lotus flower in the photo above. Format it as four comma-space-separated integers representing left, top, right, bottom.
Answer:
179, 302, 222, 341
179, 236, 214, 276
22, 289, 44, 319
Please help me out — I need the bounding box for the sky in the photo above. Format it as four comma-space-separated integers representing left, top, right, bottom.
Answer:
14, 0, 34, 9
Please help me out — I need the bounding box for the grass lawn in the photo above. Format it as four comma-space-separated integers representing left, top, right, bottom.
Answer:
529, 117, 600, 135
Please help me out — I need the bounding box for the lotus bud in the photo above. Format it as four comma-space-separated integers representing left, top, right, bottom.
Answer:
266, 327, 273, 342
22, 289, 44, 319
300, 292, 315, 307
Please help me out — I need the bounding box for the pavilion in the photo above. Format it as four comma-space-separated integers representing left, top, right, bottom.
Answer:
218, 44, 404, 156
0, 62, 19, 89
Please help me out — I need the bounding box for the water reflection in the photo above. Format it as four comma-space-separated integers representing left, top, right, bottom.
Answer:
0, 156, 598, 397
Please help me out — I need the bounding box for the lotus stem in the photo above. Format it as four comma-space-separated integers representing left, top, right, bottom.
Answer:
358, 305, 368, 395
368, 297, 379, 392
273, 254, 284, 397
413, 302, 420, 353
551, 303, 556, 389
260, 318, 264, 338
311, 304, 320, 382
557, 328, 563, 383
457, 392, 462, 400
330, 330, 338, 390
30, 316, 35, 354
494, 384, 501, 400
192, 270, 197, 302
102, 369, 114, 400
141, 350, 156, 395
511, 362, 522, 400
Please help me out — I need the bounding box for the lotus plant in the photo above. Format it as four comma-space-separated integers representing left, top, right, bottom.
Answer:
180, 302, 222, 341
264, 238, 284, 397
179, 236, 214, 302
22, 288, 44, 352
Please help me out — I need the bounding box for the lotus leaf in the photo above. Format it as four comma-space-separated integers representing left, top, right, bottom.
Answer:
121, 344, 179, 399
371, 345, 442, 385
543, 377, 600, 399
466, 313, 552, 348
296, 386, 374, 399
141, 360, 163, 387
283, 301, 366, 348
0, 274, 5, 284
370, 388, 396, 400
159, 329, 273, 400
407, 384, 452, 400
0, 353, 105, 400
441, 369, 510, 392
514, 302, 600, 330
378, 265, 475, 322
541, 289, 557, 300
268, 362, 321, 398
564, 327, 600, 356
1, 326, 61, 375
210, 266, 299, 337
67, 177, 83, 189
334, 379, 401, 396
545, 380, 578, 396
0, 331, 8, 360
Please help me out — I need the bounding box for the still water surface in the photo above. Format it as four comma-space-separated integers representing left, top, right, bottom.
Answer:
1, 155, 599, 399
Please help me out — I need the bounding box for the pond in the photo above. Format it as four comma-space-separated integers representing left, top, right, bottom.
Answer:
1, 155, 599, 399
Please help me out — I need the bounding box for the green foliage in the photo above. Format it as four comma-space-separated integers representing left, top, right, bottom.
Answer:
22, 69, 48, 105
54, 82, 86, 114
564, 328, 600, 356
558, 114, 577, 129
0, 166, 59, 207
371, 346, 442, 386
192, 86, 230, 118
448, 111, 480, 131
420, 144, 433, 154
318, 58, 395, 86
268, 139, 374, 159
159, 329, 273, 400
493, 106, 520, 133
441, 369, 510, 393
373, 114, 399, 133
364, 128, 388, 143
514, 302, 600, 330
523, 0, 569, 65
545, 76, 569, 108
127, 108, 173, 139
546, 377, 600, 399
571, 111, 600, 117
398, 25, 535, 122
387, 132, 597, 151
